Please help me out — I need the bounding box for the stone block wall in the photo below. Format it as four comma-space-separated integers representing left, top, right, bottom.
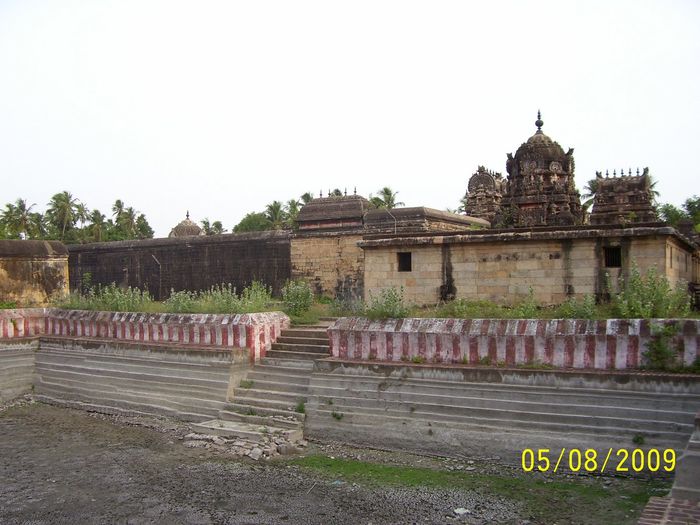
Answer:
291, 233, 364, 300
67, 231, 291, 300
361, 227, 697, 306
328, 317, 700, 370
0, 338, 36, 402
0, 240, 69, 307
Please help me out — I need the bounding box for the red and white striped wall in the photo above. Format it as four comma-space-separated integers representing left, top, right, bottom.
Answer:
328, 317, 700, 370
0, 309, 289, 363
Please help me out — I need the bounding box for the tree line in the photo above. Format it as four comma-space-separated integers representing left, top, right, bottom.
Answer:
0, 192, 154, 243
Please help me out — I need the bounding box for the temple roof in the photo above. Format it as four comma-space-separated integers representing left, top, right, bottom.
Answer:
169, 211, 203, 238
514, 111, 567, 161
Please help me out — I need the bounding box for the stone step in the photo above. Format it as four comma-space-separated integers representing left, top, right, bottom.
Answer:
276, 335, 329, 345
308, 396, 691, 434
191, 419, 303, 442
309, 405, 690, 446
35, 364, 229, 398
271, 342, 329, 353
34, 383, 218, 421
260, 357, 315, 370
236, 378, 310, 395
233, 388, 306, 405
306, 384, 695, 423
218, 408, 303, 428
223, 401, 305, 421
37, 354, 231, 380
35, 393, 213, 422
281, 329, 329, 339
246, 366, 313, 382
307, 373, 699, 407
35, 375, 227, 412
266, 350, 329, 361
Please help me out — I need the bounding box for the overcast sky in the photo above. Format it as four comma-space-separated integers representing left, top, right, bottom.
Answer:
1, 0, 698, 237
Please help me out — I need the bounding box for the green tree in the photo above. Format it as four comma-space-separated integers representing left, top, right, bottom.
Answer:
135, 214, 154, 239
1, 198, 36, 238
87, 210, 107, 242
265, 201, 287, 229
659, 203, 688, 227
369, 187, 404, 209
581, 178, 599, 212
300, 192, 314, 205
46, 191, 80, 240
200, 218, 227, 235
234, 212, 272, 233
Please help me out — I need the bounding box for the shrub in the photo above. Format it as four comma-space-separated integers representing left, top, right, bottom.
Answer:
365, 286, 410, 320
163, 289, 199, 313
611, 265, 691, 318
643, 322, 682, 371
239, 280, 273, 313
0, 301, 17, 309
555, 295, 596, 319
330, 298, 366, 317
281, 279, 314, 316
58, 283, 154, 312
513, 287, 538, 318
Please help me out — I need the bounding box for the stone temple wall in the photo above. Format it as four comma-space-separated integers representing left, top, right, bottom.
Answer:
67, 231, 291, 300
0, 240, 69, 307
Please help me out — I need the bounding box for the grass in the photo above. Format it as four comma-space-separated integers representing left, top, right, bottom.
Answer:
239, 379, 254, 389
288, 455, 670, 524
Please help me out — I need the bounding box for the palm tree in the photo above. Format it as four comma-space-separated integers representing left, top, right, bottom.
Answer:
1, 198, 35, 237
300, 192, 314, 205
112, 199, 125, 221
265, 201, 287, 229
581, 178, 599, 212
88, 210, 107, 242
46, 191, 80, 239
118, 207, 138, 237
369, 187, 404, 209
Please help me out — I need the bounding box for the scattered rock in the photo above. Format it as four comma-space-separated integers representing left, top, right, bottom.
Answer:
249, 447, 263, 461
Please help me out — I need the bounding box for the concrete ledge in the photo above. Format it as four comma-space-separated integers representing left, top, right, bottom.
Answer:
328, 317, 700, 370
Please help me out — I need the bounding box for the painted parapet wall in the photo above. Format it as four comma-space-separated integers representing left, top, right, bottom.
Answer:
0, 308, 290, 363
328, 317, 700, 370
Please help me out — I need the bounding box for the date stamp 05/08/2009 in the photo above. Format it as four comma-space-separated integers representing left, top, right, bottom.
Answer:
520, 448, 676, 474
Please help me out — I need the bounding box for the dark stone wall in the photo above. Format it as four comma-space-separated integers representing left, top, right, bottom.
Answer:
67, 232, 291, 299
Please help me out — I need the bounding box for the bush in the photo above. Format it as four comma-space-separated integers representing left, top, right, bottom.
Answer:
0, 301, 17, 309
643, 323, 682, 371
365, 286, 410, 320
330, 297, 366, 317
282, 279, 314, 316
611, 266, 691, 318
58, 283, 154, 312
555, 295, 596, 319
513, 287, 539, 318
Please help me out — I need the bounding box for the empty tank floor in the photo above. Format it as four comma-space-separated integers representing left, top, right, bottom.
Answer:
0, 400, 673, 525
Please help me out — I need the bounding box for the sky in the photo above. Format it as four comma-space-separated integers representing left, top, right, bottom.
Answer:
1, 0, 699, 237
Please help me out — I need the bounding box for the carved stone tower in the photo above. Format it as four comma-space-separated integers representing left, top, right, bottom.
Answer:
501, 112, 583, 227
589, 168, 658, 225
463, 166, 506, 225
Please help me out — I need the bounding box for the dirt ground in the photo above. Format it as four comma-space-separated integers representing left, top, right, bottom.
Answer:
0, 400, 667, 524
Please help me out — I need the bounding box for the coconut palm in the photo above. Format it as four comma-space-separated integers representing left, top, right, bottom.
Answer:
1, 198, 36, 237
265, 201, 287, 229
88, 210, 107, 242
46, 191, 80, 239
369, 187, 404, 209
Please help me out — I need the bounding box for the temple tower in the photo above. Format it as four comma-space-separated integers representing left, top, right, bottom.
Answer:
501, 112, 583, 227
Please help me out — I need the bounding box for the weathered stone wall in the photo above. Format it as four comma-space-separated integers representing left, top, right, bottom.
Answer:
0, 338, 36, 402
305, 360, 700, 461
328, 317, 700, 369
0, 240, 68, 306
290, 233, 364, 300
67, 231, 291, 300
361, 226, 698, 305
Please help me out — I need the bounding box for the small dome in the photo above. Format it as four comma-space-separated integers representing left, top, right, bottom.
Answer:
169, 211, 203, 237
514, 112, 566, 161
